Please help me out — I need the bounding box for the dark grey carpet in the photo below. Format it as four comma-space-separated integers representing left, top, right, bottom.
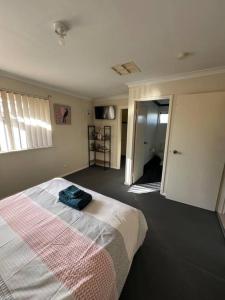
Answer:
137, 155, 162, 184
65, 165, 225, 300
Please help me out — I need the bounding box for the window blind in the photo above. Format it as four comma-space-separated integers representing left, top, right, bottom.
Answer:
0, 91, 52, 153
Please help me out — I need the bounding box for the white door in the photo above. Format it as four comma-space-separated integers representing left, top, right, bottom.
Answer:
133, 103, 147, 182
165, 92, 225, 211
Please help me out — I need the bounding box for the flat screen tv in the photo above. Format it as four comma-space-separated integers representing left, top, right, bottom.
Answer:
95, 106, 116, 120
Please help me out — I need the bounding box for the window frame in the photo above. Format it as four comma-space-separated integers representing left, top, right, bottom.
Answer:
159, 112, 169, 124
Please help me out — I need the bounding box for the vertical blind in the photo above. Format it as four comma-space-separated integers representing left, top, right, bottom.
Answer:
0, 91, 52, 153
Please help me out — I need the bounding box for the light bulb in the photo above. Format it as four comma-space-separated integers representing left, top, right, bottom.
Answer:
53, 21, 69, 47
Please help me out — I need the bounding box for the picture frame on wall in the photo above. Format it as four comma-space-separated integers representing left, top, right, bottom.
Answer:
54, 104, 71, 125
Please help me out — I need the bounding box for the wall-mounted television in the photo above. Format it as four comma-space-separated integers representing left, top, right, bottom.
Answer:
95, 106, 116, 120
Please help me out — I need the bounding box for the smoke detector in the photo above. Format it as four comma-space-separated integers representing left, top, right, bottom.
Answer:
112, 61, 141, 76
53, 21, 69, 46
177, 52, 193, 60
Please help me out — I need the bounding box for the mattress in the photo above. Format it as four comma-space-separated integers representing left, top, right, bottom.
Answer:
0, 178, 148, 300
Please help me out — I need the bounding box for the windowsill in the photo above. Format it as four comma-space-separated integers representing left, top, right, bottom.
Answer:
0, 145, 55, 155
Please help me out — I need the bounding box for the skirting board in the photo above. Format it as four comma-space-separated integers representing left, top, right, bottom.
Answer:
61, 164, 119, 180
60, 165, 89, 178
90, 163, 118, 170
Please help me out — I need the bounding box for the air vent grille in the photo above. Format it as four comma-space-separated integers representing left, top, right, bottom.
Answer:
112, 61, 141, 76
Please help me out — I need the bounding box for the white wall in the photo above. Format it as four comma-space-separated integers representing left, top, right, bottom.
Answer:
0, 76, 92, 199
93, 97, 128, 169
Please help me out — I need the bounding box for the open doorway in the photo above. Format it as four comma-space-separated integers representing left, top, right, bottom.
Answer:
120, 109, 128, 169
130, 99, 170, 193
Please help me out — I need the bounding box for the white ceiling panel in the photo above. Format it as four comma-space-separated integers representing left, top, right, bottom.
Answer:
0, 0, 225, 98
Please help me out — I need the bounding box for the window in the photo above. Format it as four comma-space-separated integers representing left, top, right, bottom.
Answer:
159, 113, 168, 124
0, 91, 52, 153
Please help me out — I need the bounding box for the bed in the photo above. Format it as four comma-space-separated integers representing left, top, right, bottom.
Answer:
0, 178, 148, 300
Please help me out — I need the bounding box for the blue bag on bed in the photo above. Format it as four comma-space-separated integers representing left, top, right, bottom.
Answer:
59, 185, 92, 210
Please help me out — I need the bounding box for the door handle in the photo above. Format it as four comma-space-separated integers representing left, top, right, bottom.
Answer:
144, 141, 148, 145
173, 150, 182, 154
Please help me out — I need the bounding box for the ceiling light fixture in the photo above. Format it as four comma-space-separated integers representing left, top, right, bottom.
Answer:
53, 21, 69, 46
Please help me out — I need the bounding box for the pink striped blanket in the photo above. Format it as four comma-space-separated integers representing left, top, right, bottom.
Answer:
0, 178, 147, 300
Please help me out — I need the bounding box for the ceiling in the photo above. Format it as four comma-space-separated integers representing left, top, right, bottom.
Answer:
0, 0, 225, 99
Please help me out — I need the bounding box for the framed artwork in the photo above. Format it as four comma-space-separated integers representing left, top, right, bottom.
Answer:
54, 104, 71, 125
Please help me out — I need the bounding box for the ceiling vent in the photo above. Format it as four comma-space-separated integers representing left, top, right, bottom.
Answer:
112, 61, 141, 76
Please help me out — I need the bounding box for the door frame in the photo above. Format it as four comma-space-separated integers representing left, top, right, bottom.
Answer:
132, 95, 174, 195
216, 164, 225, 214
117, 106, 128, 169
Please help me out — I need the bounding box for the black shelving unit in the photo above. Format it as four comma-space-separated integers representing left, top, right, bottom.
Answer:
88, 125, 111, 169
